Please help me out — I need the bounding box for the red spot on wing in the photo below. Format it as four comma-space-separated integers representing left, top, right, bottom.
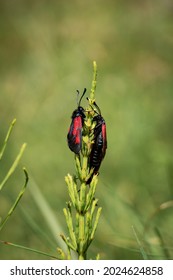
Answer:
102, 123, 107, 153
73, 117, 82, 144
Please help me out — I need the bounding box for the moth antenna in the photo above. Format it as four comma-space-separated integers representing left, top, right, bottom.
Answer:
77, 88, 87, 107
93, 101, 102, 115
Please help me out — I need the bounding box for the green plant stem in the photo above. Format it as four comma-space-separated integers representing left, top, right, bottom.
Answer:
0, 143, 27, 191
0, 118, 16, 160
90, 61, 97, 100
78, 214, 85, 260
60, 61, 101, 260
0, 240, 58, 259
0, 168, 28, 231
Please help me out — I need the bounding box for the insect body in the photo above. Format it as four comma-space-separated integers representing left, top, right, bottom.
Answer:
67, 88, 86, 154
87, 102, 107, 183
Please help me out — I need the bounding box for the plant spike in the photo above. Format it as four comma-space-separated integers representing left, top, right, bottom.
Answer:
61, 61, 103, 259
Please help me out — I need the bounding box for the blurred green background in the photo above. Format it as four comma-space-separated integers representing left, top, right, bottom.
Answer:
0, 0, 173, 259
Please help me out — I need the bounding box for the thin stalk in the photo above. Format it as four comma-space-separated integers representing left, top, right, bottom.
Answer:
60, 61, 101, 260
0, 143, 27, 191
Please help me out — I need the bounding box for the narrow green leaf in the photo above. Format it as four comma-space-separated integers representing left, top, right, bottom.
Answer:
75, 155, 82, 179
73, 182, 80, 211
60, 233, 76, 251
75, 212, 79, 241
65, 174, 75, 206
85, 212, 91, 243
79, 183, 87, 213
154, 227, 170, 260
28, 177, 67, 251
0, 240, 58, 259
63, 208, 77, 250
90, 207, 102, 241
0, 118, 16, 160
0, 143, 27, 191
91, 198, 99, 218
132, 226, 148, 260
0, 168, 29, 231
85, 175, 98, 211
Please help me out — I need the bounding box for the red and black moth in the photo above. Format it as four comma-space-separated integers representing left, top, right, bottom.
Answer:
67, 88, 86, 154
87, 102, 107, 183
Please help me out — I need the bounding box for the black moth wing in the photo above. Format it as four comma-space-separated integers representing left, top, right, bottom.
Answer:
67, 106, 85, 154
88, 115, 107, 178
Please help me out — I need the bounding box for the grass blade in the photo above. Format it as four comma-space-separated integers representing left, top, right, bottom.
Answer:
19, 205, 56, 250
0, 240, 58, 259
132, 225, 148, 260
0, 118, 16, 160
0, 143, 27, 191
0, 168, 29, 231
154, 227, 171, 260
28, 177, 67, 251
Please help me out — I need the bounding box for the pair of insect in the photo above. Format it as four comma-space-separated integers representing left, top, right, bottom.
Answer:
67, 88, 107, 183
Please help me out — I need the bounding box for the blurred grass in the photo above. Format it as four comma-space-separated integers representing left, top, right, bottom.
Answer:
0, 0, 173, 259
